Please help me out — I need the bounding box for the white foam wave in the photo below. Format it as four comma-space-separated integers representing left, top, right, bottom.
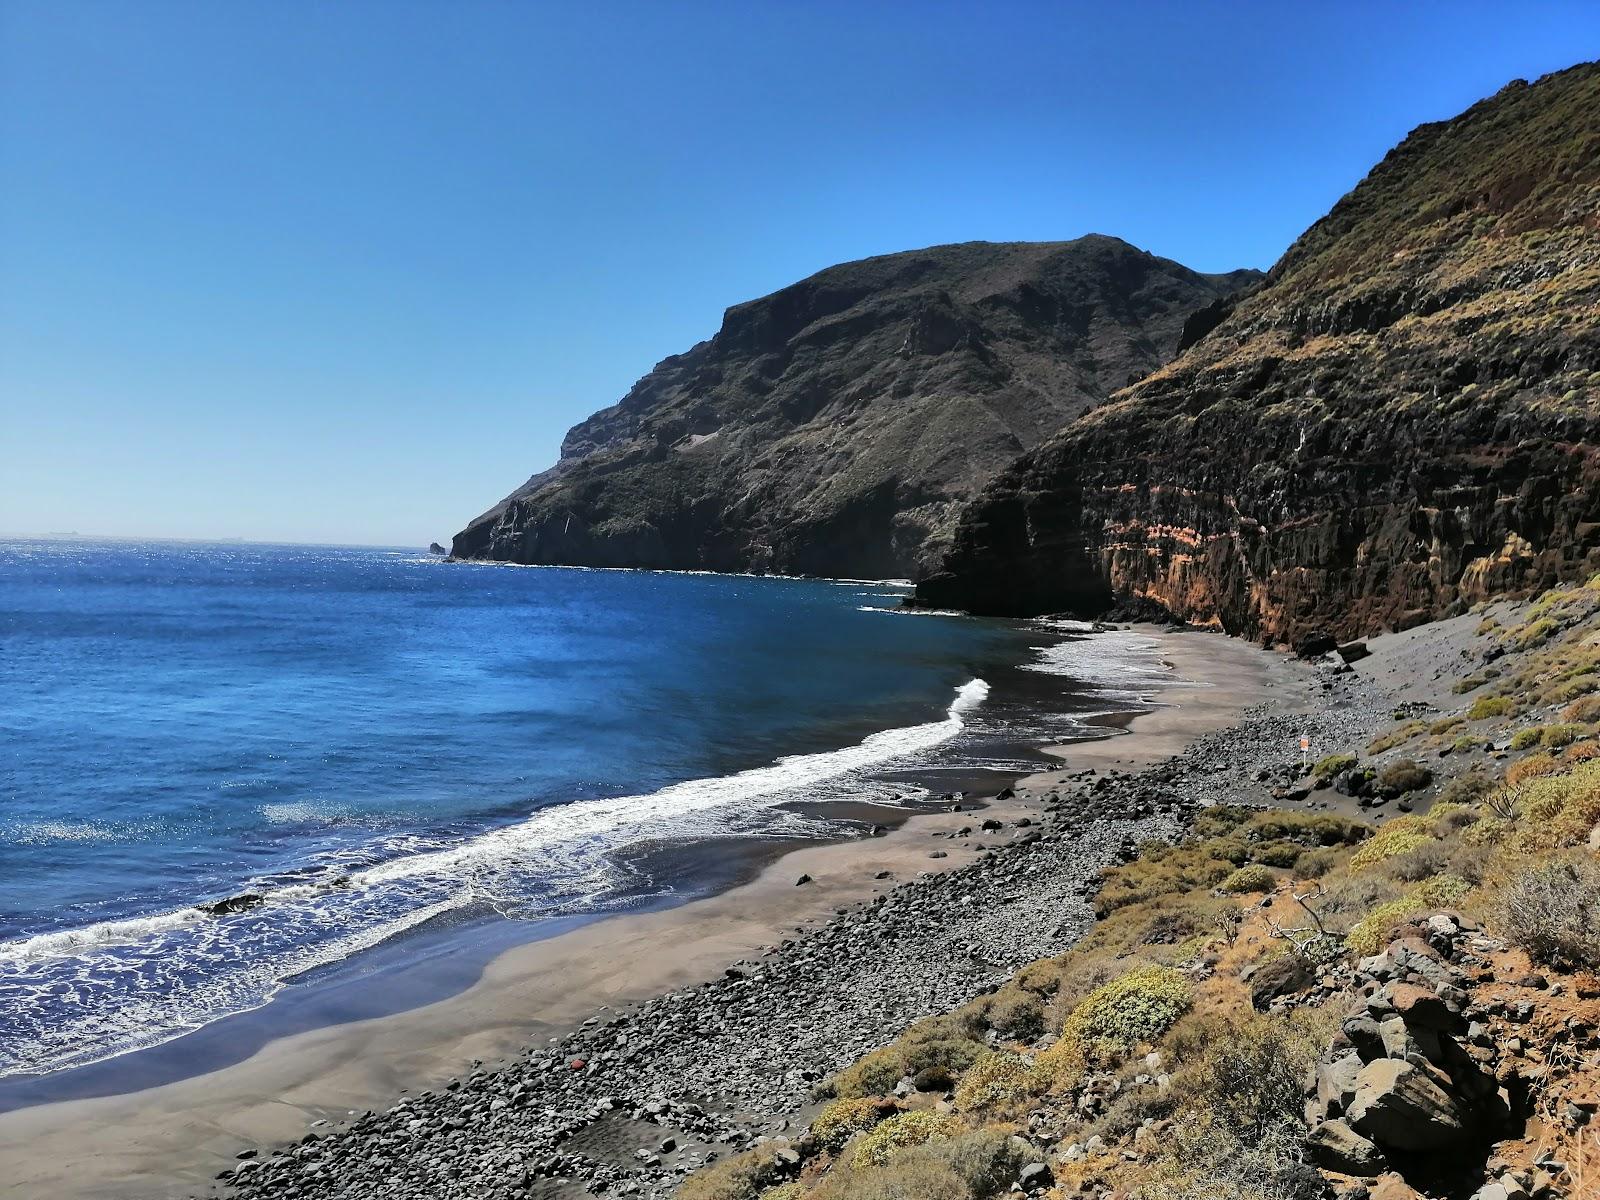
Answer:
7, 819, 119, 844
1023, 626, 1172, 697
261, 800, 350, 825
0, 678, 989, 1073
857, 605, 968, 618
357, 677, 987, 889
3, 908, 206, 963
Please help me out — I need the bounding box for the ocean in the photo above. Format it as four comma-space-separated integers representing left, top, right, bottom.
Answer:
0, 539, 1168, 1085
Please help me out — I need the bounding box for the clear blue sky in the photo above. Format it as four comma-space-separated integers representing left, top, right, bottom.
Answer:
3, 2, 1596, 546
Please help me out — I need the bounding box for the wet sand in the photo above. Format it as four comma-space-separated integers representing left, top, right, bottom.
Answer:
0, 625, 1285, 1200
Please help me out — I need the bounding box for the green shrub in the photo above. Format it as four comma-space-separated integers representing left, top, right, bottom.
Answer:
1346, 896, 1430, 955
1498, 860, 1600, 970
850, 1111, 960, 1169
1453, 733, 1484, 753
1348, 816, 1432, 870
1345, 875, 1471, 955
812, 1098, 893, 1148
1469, 695, 1516, 720
831, 1046, 905, 1099
1052, 965, 1192, 1064
952, 1052, 1034, 1115
1511, 728, 1543, 750
1244, 811, 1367, 846
1220, 865, 1277, 894
1517, 617, 1559, 648
1542, 722, 1587, 748
1312, 753, 1357, 785
1429, 716, 1466, 735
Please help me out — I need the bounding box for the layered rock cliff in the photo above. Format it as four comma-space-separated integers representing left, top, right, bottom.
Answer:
918, 62, 1600, 642
452, 239, 1257, 578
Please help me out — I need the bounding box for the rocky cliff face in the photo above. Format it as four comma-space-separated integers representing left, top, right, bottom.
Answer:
918, 63, 1600, 642
452, 239, 1257, 579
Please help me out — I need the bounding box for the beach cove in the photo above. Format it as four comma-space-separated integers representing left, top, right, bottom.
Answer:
0, 626, 1296, 1199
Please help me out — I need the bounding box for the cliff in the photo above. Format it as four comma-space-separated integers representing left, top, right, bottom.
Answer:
451, 238, 1257, 578
918, 63, 1600, 643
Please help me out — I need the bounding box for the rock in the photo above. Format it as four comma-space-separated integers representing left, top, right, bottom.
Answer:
1306, 1119, 1384, 1175
1314, 1052, 1364, 1119
1018, 1161, 1054, 1192
1387, 983, 1457, 1032
1370, 1175, 1425, 1200
198, 892, 265, 916
1246, 952, 1312, 1009
795, 874, 812, 886
1295, 632, 1340, 659
1337, 641, 1371, 664
1347, 1059, 1467, 1152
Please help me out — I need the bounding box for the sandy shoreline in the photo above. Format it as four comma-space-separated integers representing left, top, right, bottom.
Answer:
0, 625, 1289, 1200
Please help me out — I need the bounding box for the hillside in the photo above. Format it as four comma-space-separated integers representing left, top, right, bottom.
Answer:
917, 63, 1600, 641
451, 239, 1257, 579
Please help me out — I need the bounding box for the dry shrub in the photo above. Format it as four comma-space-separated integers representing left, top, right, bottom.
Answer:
1564, 696, 1600, 723
1498, 860, 1600, 970
812, 1098, 894, 1149
1166, 1009, 1335, 1144
1316, 874, 1406, 931
1383, 838, 1453, 883
1507, 752, 1563, 786
980, 988, 1045, 1041
951, 1052, 1033, 1115
849, 1111, 960, 1169
812, 1155, 969, 1200
678, 1148, 783, 1200
1220, 865, 1277, 894
902, 1129, 1040, 1198
1293, 846, 1341, 878
1377, 758, 1432, 795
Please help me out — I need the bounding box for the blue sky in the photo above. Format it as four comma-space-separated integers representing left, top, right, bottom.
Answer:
3, 2, 1596, 546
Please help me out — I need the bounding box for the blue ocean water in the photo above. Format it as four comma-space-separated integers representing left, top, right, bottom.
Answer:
0, 539, 1166, 1081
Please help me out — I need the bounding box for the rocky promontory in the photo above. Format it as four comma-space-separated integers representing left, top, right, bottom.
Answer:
452, 239, 1257, 579
918, 63, 1600, 644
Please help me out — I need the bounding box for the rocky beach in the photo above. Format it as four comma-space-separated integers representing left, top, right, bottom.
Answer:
204, 629, 1415, 1200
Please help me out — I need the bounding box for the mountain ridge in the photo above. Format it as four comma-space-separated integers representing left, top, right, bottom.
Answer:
451, 236, 1259, 578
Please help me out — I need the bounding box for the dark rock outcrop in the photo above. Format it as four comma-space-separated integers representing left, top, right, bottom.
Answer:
918, 63, 1600, 642
452, 239, 1257, 578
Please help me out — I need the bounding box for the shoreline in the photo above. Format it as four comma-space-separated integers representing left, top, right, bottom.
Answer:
0, 625, 1289, 1200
